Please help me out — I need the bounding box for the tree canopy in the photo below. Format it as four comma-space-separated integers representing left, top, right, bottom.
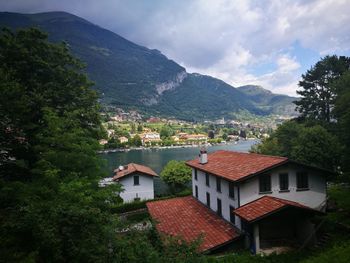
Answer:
295, 55, 350, 123
160, 160, 191, 192
0, 28, 122, 262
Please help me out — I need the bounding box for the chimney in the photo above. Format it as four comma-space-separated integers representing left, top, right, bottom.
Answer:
119, 165, 124, 171
199, 148, 208, 164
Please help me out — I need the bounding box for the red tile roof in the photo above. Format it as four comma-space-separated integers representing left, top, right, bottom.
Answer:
146, 196, 240, 252
234, 196, 320, 223
112, 163, 158, 180
186, 150, 288, 182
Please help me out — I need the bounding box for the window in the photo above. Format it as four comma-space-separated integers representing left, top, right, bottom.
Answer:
194, 169, 197, 180
217, 198, 222, 216
229, 182, 235, 199
297, 172, 309, 190
259, 174, 271, 193
206, 173, 210, 187
133, 175, 139, 185
195, 185, 198, 198
230, 205, 235, 224
206, 192, 210, 207
279, 173, 289, 191
216, 177, 221, 192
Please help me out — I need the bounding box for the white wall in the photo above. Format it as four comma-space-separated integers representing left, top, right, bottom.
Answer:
239, 164, 326, 210
119, 173, 155, 203
192, 169, 242, 229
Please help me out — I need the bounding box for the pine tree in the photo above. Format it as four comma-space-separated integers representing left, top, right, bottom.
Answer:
295, 55, 350, 123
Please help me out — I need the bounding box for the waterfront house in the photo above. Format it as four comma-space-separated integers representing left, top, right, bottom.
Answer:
147, 150, 327, 254
113, 163, 158, 202
118, 136, 128, 144
140, 132, 161, 145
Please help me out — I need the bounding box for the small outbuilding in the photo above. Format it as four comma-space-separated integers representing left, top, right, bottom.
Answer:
113, 163, 158, 202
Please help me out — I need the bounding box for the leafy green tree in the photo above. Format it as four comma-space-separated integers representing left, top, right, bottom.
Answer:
0, 28, 122, 262
160, 161, 191, 192
160, 126, 173, 139
290, 125, 341, 172
252, 121, 341, 173
295, 55, 350, 123
137, 124, 143, 132
334, 72, 350, 181
131, 134, 142, 146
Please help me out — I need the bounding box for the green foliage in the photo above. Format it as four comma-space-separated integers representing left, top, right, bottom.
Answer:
334, 72, 350, 181
111, 188, 192, 214
252, 121, 341, 173
0, 28, 122, 262
301, 241, 350, 263
131, 134, 142, 147
160, 161, 192, 192
160, 126, 174, 139
295, 55, 350, 122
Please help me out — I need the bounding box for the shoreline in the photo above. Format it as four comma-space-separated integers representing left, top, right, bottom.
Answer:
98, 138, 259, 154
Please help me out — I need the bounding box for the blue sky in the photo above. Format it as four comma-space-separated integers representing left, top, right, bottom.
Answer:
1, 0, 350, 96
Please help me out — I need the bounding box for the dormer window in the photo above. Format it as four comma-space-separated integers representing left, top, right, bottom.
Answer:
259, 174, 271, 193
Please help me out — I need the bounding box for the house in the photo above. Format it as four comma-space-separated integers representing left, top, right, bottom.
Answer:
147, 150, 328, 254
118, 136, 128, 144
140, 132, 161, 145
99, 139, 108, 145
113, 163, 158, 202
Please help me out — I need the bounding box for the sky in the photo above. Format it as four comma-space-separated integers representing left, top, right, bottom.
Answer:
1, 0, 350, 96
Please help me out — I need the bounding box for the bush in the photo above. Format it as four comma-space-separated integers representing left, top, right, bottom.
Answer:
111, 188, 192, 214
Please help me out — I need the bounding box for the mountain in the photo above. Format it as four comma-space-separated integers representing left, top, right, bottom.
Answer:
0, 11, 297, 120
237, 85, 298, 116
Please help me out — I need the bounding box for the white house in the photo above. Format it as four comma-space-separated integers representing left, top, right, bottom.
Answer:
113, 163, 158, 203
147, 150, 328, 254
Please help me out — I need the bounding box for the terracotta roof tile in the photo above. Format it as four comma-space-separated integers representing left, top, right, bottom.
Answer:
112, 163, 158, 180
186, 150, 287, 182
234, 196, 319, 222
146, 196, 240, 252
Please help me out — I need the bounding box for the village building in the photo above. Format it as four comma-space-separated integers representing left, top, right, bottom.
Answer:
99, 139, 108, 145
140, 132, 161, 145
113, 163, 158, 203
106, 129, 115, 138
147, 150, 327, 254
118, 136, 128, 144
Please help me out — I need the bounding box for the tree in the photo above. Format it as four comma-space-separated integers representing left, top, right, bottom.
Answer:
252, 121, 341, 174
0, 28, 122, 261
295, 55, 350, 123
160, 126, 173, 139
131, 135, 142, 146
137, 124, 143, 132
160, 160, 191, 192
334, 72, 350, 181
208, 130, 215, 139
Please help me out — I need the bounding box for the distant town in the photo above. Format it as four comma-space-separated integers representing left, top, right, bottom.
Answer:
99, 106, 292, 150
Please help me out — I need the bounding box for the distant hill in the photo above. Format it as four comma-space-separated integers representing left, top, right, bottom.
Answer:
0, 11, 297, 120
237, 85, 298, 116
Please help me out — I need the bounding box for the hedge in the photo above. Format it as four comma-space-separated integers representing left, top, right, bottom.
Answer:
111, 188, 192, 214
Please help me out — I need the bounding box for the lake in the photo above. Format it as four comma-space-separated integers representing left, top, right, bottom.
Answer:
100, 139, 259, 195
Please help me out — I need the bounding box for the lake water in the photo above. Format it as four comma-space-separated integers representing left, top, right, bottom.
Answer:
100, 139, 259, 195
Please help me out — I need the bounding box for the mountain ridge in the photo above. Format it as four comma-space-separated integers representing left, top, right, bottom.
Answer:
0, 11, 297, 120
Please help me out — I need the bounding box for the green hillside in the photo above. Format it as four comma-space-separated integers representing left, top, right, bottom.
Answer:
0, 11, 297, 120
237, 85, 298, 116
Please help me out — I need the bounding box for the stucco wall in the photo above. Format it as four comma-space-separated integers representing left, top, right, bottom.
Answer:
239, 163, 326, 210
192, 168, 241, 229
119, 172, 155, 202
